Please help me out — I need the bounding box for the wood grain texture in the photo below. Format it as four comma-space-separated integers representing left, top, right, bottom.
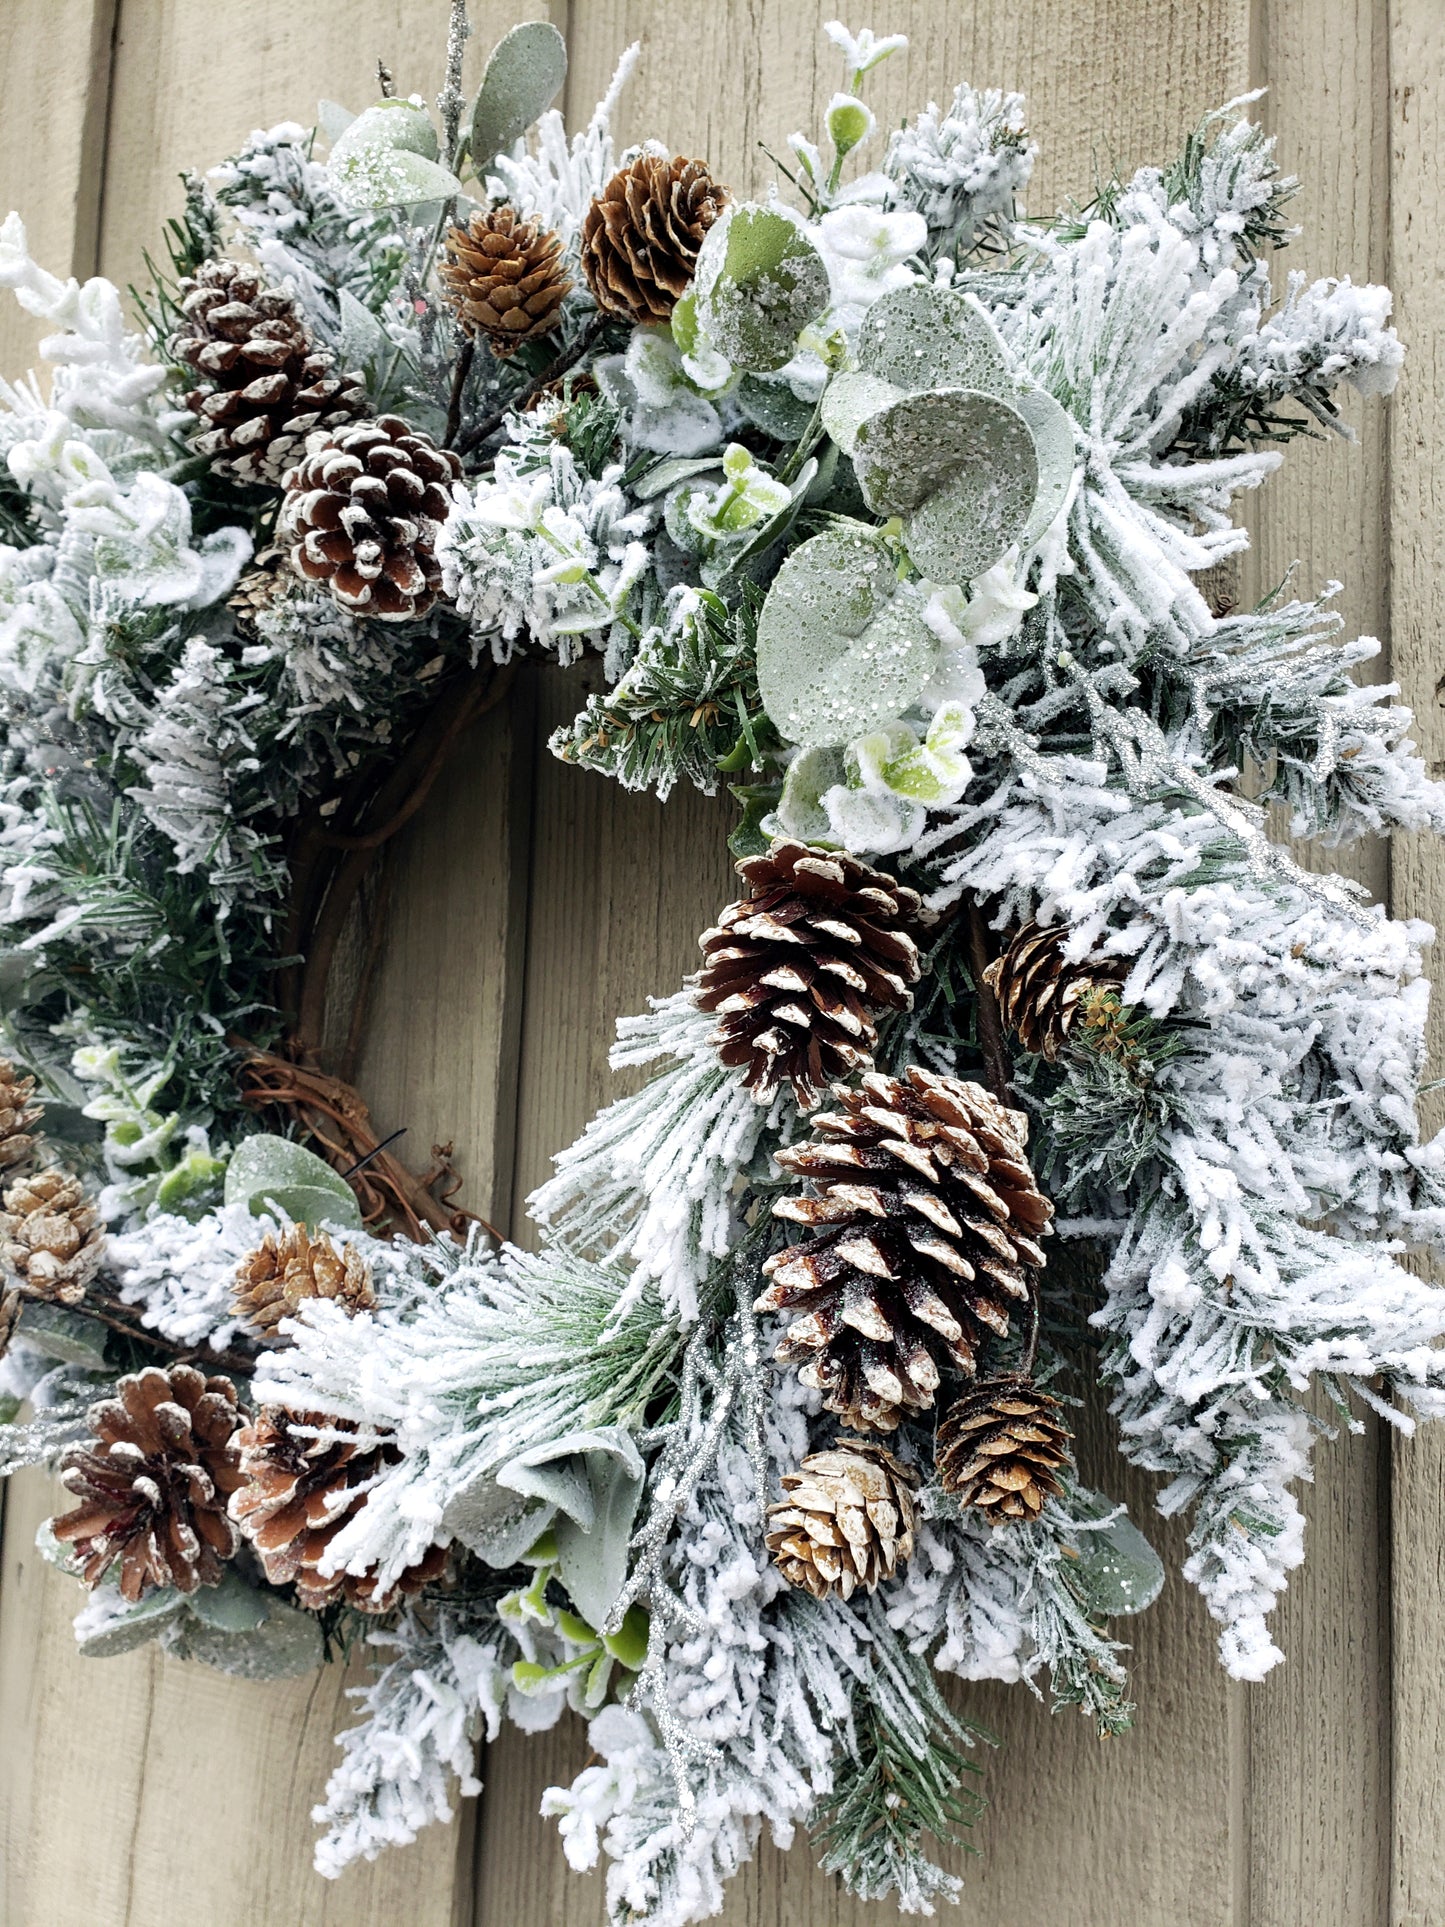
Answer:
0, 0, 117, 373
1388, 5, 1445, 1924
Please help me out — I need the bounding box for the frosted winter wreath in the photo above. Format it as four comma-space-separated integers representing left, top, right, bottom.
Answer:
0, 7, 1438, 1920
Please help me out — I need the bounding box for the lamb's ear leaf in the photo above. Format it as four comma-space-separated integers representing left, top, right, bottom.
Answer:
856, 283, 1013, 396
756, 525, 938, 748
223, 1136, 363, 1232
469, 20, 568, 174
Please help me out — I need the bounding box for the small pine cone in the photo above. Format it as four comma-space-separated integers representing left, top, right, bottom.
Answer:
0, 1287, 20, 1361
230, 1406, 448, 1612
440, 206, 571, 355
983, 919, 1128, 1063
767, 1437, 917, 1600
227, 545, 288, 636
757, 1067, 1053, 1432
52, 1366, 244, 1599
0, 1168, 104, 1305
0, 1057, 42, 1176
169, 259, 367, 486
232, 1225, 377, 1336
279, 414, 461, 622
581, 151, 729, 324
695, 839, 926, 1111
936, 1375, 1070, 1521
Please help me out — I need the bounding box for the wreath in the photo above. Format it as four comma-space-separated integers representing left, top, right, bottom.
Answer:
0, 8, 1439, 1919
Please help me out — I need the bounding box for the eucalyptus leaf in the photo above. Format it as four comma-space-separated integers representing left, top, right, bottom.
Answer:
328, 102, 462, 209
777, 745, 846, 842
756, 526, 938, 747
737, 374, 818, 441
1011, 383, 1078, 544
1064, 1499, 1166, 1619
469, 21, 567, 173
318, 99, 356, 144
632, 454, 724, 501
694, 204, 831, 373
187, 1567, 270, 1634
14, 1300, 109, 1371
164, 1592, 324, 1680
856, 282, 1013, 397
223, 1135, 363, 1232
820, 369, 902, 456
75, 1585, 186, 1659
336, 287, 389, 370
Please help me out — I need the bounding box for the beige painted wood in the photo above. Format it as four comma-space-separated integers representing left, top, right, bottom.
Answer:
0, 0, 116, 374
1387, 6, 1445, 1924
3, 0, 1444, 1923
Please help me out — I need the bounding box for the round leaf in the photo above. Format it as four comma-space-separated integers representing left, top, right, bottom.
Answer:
856, 283, 1013, 397
1067, 1506, 1166, 1619
820, 369, 902, 455
223, 1135, 363, 1232
1012, 384, 1078, 545
757, 526, 938, 748
470, 20, 568, 172
694, 204, 831, 373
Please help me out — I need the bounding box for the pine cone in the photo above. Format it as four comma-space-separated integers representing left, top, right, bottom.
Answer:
52, 1366, 244, 1599
170, 259, 367, 486
0, 1058, 42, 1176
0, 1168, 104, 1305
581, 151, 729, 324
757, 1068, 1053, 1432
232, 1226, 377, 1336
767, 1437, 917, 1600
227, 546, 288, 636
0, 1287, 20, 1362
230, 1406, 448, 1612
695, 840, 927, 1111
440, 206, 571, 355
936, 1375, 1070, 1521
279, 414, 461, 622
983, 919, 1128, 1063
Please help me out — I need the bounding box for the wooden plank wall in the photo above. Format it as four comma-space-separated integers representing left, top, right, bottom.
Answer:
0, 2, 1440, 1922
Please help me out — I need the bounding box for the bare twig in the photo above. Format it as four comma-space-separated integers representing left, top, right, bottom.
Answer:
964, 897, 1013, 1105
455, 314, 610, 458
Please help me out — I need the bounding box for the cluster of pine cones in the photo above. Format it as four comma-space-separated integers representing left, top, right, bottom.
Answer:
693, 844, 1136, 1602
171, 149, 729, 630
51, 1224, 447, 1609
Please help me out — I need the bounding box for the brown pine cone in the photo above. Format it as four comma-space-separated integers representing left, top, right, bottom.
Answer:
230, 1406, 448, 1612
0, 1168, 104, 1305
767, 1437, 916, 1600
983, 919, 1128, 1064
440, 206, 571, 355
279, 414, 461, 622
757, 1067, 1053, 1432
581, 150, 729, 324
52, 1366, 244, 1599
169, 259, 368, 486
695, 839, 926, 1111
232, 1225, 377, 1336
227, 545, 288, 636
0, 1287, 21, 1361
0, 1058, 42, 1176
936, 1375, 1070, 1521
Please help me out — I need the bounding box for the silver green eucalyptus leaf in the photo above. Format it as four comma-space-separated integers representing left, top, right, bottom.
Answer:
223, 1135, 363, 1232
469, 20, 568, 174
757, 526, 938, 747
317, 99, 356, 144
855, 282, 1013, 397
820, 368, 903, 456
187, 1567, 270, 1634
777, 745, 847, 841
632, 454, 725, 501
694, 204, 831, 373
1011, 383, 1078, 545
1064, 1495, 1166, 1618
14, 1300, 109, 1371
737, 373, 817, 440
75, 1584, 188, 1659
328, 101, 462, 209
162, 1590, 324, 1680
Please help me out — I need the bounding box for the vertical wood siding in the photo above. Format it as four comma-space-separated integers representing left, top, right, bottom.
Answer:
0, 3, 1439, 1922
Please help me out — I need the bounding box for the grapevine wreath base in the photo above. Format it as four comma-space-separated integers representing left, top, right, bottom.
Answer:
0, 8, 1441, 1921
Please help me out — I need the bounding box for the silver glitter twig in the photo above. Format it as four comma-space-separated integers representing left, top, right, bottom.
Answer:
438, 0, 472, 170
